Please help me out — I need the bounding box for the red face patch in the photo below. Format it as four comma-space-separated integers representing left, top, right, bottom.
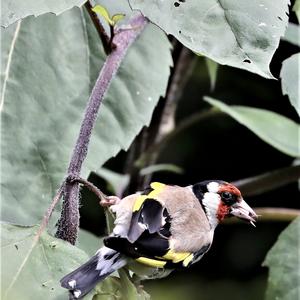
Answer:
217, 202, 230, 221
218, 183, 241, 198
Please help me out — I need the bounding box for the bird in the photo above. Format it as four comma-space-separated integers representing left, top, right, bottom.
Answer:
60, 180, 257, 299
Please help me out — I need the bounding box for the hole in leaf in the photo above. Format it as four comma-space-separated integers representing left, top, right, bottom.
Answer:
14, 244, 18, 250
243, 59, 251, 64
179, 0, 186, 2
174, 2, 180, 7
277, 16, 283, 21
179, 30, 182, 34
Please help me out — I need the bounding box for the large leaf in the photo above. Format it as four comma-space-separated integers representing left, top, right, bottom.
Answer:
77, 229, 102, 256
263, 217, 300, 300
1, 0, 86, 28
129, 0, 289, 78
282, 22, 300, 47
1, 9, 89, 225
96, 168, 130, 197
293, 0, 300, 23
0, 222, 93, 300
204, 97, 300, 157
205, 58, 219, 91
1, 6, 172, 225
280, 53, 300, 116
93, 272, 150, 300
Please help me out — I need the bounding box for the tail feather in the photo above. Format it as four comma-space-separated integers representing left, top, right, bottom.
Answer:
60, 247, 127, 299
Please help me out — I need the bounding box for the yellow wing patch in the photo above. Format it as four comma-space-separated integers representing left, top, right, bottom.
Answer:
160, 249, 194, 266
182, 254, 194, 267
136, 250, 194, 269
132, 182, 166, 212
136, 257, 167, 268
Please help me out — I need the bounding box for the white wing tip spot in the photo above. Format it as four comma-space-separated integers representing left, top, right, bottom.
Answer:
68, 279, 76, 289
73, 289, 82, 298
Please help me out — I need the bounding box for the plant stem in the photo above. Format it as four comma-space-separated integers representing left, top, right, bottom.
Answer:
140, 47, 197, 187
84, 1, 112, 55
55, 14, 148, 244
39, 185, 65, 237
125, 45, 197, 193
254, 207, 300, 222
225, 207, 300, 223
135, 108, 220, 170
233, 165, 300, 197
67, 175, 108, 202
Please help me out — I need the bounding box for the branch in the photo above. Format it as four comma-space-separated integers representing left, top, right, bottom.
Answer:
225, 208, 300, 224
139, 47, 197, 188
233, 165, 300, 197
156, 47, 197, 144
67, 175, 107, 202
254, 208, 300, 222
135, 108, 220, 170
84, 1, 112, 55
125, 46, 197, 192
55, 15, 148, 244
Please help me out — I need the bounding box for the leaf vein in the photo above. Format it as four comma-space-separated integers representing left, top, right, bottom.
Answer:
0, 20, 21, 112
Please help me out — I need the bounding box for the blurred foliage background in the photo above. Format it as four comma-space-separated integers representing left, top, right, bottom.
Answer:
78, 12, 300, 300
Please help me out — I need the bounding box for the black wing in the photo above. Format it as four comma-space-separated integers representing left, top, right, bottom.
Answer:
105, 198, 172, 262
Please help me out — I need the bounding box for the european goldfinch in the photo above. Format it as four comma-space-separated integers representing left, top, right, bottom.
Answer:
60, 180, 257, 299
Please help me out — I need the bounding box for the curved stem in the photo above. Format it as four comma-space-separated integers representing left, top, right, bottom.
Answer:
67, 175, 108, 202
55, 15, 148, 244
39, 185, 65, 235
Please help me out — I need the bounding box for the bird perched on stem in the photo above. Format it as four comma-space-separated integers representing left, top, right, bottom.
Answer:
61, 180, 257, 299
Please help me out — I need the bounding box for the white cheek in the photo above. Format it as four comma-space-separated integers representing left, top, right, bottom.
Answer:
207, 182, 220, 193
203, 193, 220, 210
202, 192, 221, 229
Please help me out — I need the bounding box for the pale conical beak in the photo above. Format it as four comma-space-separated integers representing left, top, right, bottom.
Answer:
230, 199, 258, 226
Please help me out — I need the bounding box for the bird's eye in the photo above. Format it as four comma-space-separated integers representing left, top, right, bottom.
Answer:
221, 192, 236, 205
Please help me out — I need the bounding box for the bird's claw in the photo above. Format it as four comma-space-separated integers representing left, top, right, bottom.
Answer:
100, 196, 121, 207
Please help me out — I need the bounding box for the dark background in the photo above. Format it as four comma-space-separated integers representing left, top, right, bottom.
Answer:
79, 11, 300, 300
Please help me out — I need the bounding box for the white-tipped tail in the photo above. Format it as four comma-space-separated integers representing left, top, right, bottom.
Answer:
60, 247, 127, 299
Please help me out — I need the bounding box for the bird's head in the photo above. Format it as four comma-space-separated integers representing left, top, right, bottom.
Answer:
192, 180, 257, 229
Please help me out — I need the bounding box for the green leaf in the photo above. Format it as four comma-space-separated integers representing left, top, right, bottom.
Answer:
77, 229, 102, 256
0, 222, 93, 300
92, 4, 114, 26
1, 9, 89, 225
140, 164, 184, 176
280, 53, 300, 117
111, 14, 126, 25
96, 168, 130, 196
93, 272, 150, 300
1, 0, 86, 28
263, 217, 300, 300
282, 23, 300, 47
293, 0, 300, 23
118, 269, 151, 300
204, 97, 300, 157
205, 58, 219, 91
93, 276, 122, 300
129, 0, 290, 79
1, 5, 172, 225
92, 0, 132, 34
